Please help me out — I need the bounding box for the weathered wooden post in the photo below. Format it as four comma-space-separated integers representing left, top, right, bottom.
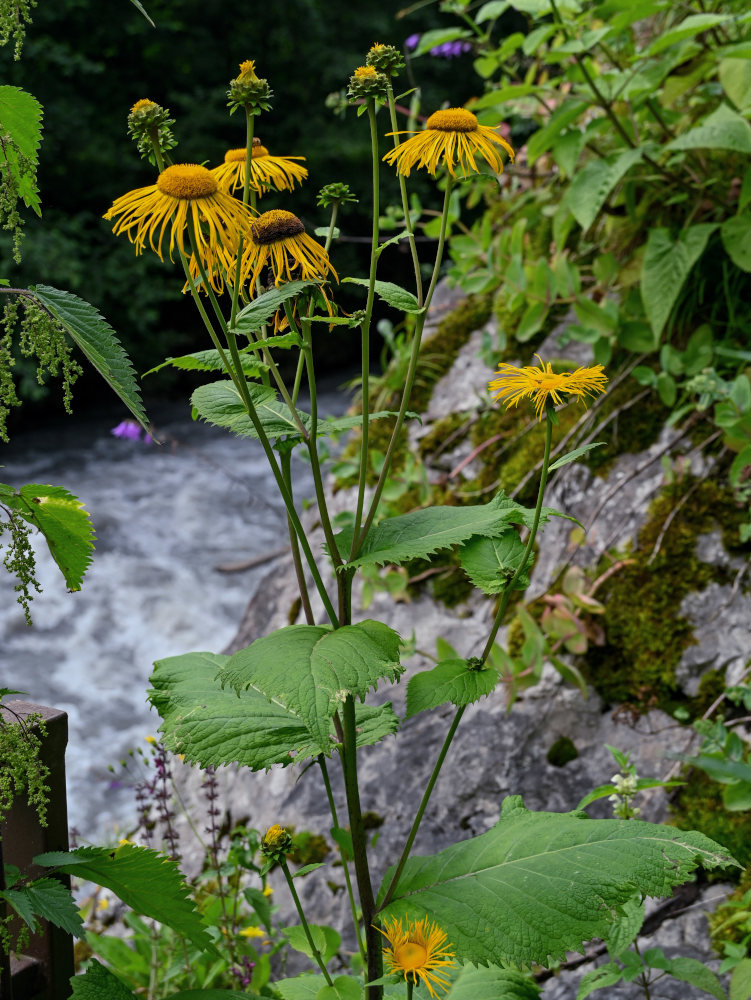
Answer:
0, 701, 74, 1000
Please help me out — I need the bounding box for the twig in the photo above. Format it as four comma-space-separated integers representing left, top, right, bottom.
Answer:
645, 481, 700, 566
214, 546, 290, 572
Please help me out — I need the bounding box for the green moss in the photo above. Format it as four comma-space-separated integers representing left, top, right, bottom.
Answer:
688, 668, 728, 718
546, 736, 579, 767
288, 831, 331, 867
670, 769, 751, 874
418, 412, 470, 458
709, 863, 751, 952
582, 376, 669, 477
583, 477, 751, 709
506, 614, 525, 658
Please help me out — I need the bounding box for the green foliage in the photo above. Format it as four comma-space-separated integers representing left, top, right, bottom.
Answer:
458, 530, 529, 595
446, 965, 540, 999
70, 960, 139, 999
33, 284, 148, 431
0, 703, 49, 825
0, 84, 41, 258
36, 844, 219, 957
1, 874, 83, 944
379, 796, 737, 968
0, 0, 35, 59
144, 347, 268, 379
149, 651, 399, 770
342, 278, 423, 315
406, 659, 500, 717
284, 923, 340, 965
234, 281, 320, 335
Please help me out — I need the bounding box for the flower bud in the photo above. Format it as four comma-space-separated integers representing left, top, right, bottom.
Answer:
366, 42, 405, 78
317, 182, 358, 209
127, 99, 177, 165
228, 60, 273, 115
347, 65, 389, 104
261, 823, 292, 858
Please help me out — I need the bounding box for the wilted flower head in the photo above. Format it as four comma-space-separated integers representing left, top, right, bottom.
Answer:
237, 209, 337, 292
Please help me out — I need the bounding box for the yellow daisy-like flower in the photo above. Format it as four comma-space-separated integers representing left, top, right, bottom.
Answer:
489, 354, 608, 420
238, 209, 337, 291
384, 107, 514, 179
130, 98, 158, 115
212, 140, 308, 195
378, 917, 457, 998
104, 164, 252, 289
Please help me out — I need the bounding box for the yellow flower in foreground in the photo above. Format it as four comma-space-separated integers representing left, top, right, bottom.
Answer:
238, 925, 265, 939
384, 107, 514, 179
104, 163, 252, 288
239, 209, 337, 291
489, 354, 608, 419
212, 139, 308, 195
378, 917, 457, 998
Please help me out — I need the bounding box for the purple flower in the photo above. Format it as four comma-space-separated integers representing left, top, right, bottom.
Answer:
405, 33, 420, 51
430, 40, 472, 58
111, 420, 152, 444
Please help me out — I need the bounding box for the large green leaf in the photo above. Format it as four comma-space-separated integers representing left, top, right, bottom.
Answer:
342, 278, 423, 315
641, 224, 718, 336
0, 85, 43, 214
459, 530, 529, 596
338, 495, 538, 570
223, 621, 402, 747
447, 965, 540, 999
0, 877, 84, 938
641, 13, 730, 56
144, 348, 267, 378
149, 652, 400, 770
33, 285, 148, 431
3, 483, 95, 591
569, 148, 644, 231
36, 845, 218, 957
720, 57, 751, 114
722, 214, 751, 272
234, 281, 319, 333
406, 660, 500, 718
378, 796, 737, 968
70, 961, 137, 999
666, 104, 751, 154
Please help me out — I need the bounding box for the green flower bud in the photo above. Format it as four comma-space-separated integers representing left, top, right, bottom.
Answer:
317, 182, 358, 209
347, 65, 389, 104
228, 60, 273, 115
366, 42, 405, 78
127, 99, 178, 165
261, 823, 292, 857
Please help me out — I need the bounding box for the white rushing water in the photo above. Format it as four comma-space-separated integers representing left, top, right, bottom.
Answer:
0, 397, 333, 840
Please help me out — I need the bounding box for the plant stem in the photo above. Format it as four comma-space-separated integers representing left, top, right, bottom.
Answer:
356, 177, 453, 553
407, 980, 414, 1000
281, 449, 314, 624
279, 857, 334, 986
479, 410, 554, 663
350, 100, 381, 562
386, 81, 423, 306
0, 838, 13, 1000
318, 756, 367, 968
341, 696, 382, 999
380, 705, 466, 910
229, 108, 255, 330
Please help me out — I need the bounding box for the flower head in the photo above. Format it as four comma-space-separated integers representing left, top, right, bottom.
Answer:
260, 823, 292, 857
126, 99, 177, 165
212, 139, 308, 195
348, 64, 389, 103
238, 209, 337, 291
378, 917, 456, 998
489, 354, 608, 419
104, 164, 252, 288
384, 107, 514, 179
366, 42, 405, 77
317, 181, 358, 210
111, 419, 152, 444
228, 59, 273, 114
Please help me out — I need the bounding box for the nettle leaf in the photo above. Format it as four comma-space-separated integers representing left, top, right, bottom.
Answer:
641, 224, 718, 336
9, 877, 84, 938
343, 277, 423, 314
192, 380, 310, 441
378, 796, 738, 968
447, 965, 540, 999
10, 484, 95, 591
576, 963, 623, 1000
0, 85, 43, 213
144, 348, 267, 378
69, 960, 137, 999
284, 923, 341, 964
459, 531, 529, 596
235, 281, 320, 333
149, 653, 399, 770
666, 103, 751, 154
406, 660, 500, 718
33, 285, 148, 431
569, 148, 645, 231
245, 331, 304, 352
36, 845, 218, 957
224, 621, 403, 748
276, 975, 329, 1000
338, 495, 532, 570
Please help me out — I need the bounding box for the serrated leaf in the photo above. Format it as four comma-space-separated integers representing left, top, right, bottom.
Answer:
0, 887, 38, 931
192, 380, 308, 441
378, 796, 738, 968
234, 281, 320, 334
284, 923, 341, 964
15, 877, 84, 938
243, 887, 272, 933
602, 895, 644, 957
69, 960, 137, 999
351, 702, 400, 748
641, 225, 718, 336
223, 621, 402, 748
548, 442, 606, 471
459, 530, 529, 596
10, 484, 95, 591
320, 411, 418, 438
144, 348, 267, 378
245, 331, 304, 351
343, 278, 423, 314
447, 965, 540, 999
33, 285, 148, 430
0, 86, 43, 214
576, 963, 623, 1000
276, 975, 328, 1000
35, 845, 218, 957
666, 103, 751, 154
338, 495, 531, 570
406, 660, 499, 717
317, 977, 361, 1000
659, 957, 725, 1000
569, 148, 644, 231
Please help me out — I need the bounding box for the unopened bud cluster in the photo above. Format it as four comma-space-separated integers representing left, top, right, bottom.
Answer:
127, 99, 178, 164
228, 60, 273, 115
366, 42, 405, 78
261, 823, 292, 858
317, 182, 358, 209
347, 65, 389, 104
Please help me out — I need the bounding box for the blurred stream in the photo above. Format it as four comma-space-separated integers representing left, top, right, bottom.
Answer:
0, 395, 337, 840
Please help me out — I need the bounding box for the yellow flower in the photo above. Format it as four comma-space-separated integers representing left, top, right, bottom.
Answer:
238, 209, 337, 291
212, 140, 308, 195
384, 108, 514, 179
104, 164, 252, 289
145, 735, 156, 744
260, 823, 292, 856
378, 917, 456, 999
262, 885, 273, 897
130, 98, 158, 115
239, 925, 265, 939
237, 59, 260, 83
489, 354, 608, 419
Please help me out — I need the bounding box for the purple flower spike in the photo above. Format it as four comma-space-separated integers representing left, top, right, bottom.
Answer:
430, 40, 472, 58
111, 420, 153, 444
405, 33, 420, 50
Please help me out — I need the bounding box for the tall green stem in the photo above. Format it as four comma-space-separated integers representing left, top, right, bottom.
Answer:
279, 857, 334, 986
349, 100, 381, 562
318, 756, 367, 968
385, 81, 422, 306
479, 410, 554, 662
229, 108, 255, 330
281, 449, 314, 625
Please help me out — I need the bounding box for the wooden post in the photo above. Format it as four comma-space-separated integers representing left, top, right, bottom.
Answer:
0, 701, 74, 1000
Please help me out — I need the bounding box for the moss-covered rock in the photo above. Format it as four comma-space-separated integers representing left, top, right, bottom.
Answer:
670, 769, 751, 874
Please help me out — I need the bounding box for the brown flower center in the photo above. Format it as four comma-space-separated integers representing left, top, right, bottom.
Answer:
426, 108, 478, 133
156, 164, 218, 199
252, 209, 305, 245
